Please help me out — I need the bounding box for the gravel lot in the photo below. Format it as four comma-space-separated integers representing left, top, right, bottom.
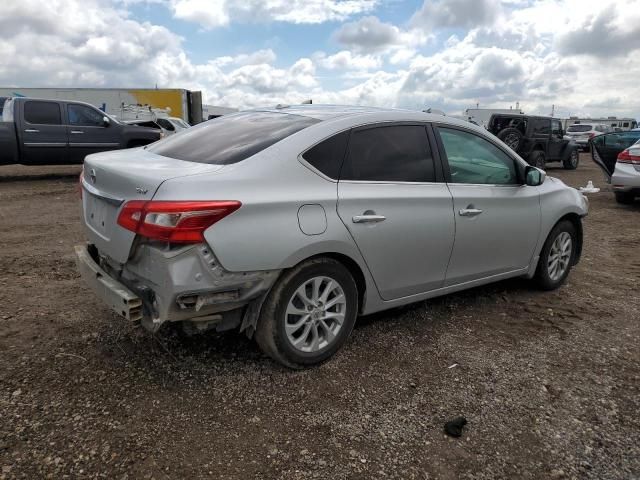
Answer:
1, 155, 639, 479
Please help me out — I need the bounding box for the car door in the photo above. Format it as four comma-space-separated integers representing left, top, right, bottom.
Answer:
590, 131, 640, 180
66, 103, 121, 163
548, 119, 565, 160
435, 126, 541, 286
336, 123, 455, 300
21, 100, 68, 164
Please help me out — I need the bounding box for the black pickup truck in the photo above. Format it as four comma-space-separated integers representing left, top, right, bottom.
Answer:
0, 97, 161, 165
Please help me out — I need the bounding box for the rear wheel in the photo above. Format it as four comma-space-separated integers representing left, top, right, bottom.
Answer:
255, 258, 358, 369
563, 149, 579, 170
528, 150, 546, 169
534, 220, 576, 290
615, 192, 635, 205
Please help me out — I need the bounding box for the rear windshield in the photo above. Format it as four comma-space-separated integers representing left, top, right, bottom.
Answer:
148, 111, 320, 164
567, 125, 592, 132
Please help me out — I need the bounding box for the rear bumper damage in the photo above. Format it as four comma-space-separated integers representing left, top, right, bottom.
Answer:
74, 242, 280, 334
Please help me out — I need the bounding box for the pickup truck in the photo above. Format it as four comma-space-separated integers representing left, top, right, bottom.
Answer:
0, 97, 161, 165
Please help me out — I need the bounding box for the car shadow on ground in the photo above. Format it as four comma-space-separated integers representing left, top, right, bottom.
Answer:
93, 275, 537, 378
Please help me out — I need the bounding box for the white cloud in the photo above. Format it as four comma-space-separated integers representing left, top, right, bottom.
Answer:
170, 0, 378, 28
1, 0, 640, 119
411, 0, 502, 30
333, 16, 427, 54
314, 50, 382, 70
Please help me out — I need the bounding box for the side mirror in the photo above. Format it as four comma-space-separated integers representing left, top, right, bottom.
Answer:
525, 166, 546, 186
103, 116, 110, 127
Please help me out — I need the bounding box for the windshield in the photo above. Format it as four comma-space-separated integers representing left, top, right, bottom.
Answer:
147, 111, 319, 165
567, 125, 592, 132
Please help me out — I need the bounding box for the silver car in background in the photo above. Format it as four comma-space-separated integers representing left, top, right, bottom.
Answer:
564, 123, 610, 151
75, 106, 588, 368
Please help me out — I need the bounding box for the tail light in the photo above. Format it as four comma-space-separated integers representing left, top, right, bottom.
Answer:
588, 133, 596, 139
117, 200, 241, 243
617, 148, 640, 165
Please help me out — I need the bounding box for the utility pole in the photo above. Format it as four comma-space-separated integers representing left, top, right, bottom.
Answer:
551, 104, 555, 117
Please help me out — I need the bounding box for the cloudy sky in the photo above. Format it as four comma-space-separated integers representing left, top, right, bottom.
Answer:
1, 0, 639, 118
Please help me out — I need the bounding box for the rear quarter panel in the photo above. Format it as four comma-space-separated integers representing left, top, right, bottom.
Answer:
150, 130, 379, 301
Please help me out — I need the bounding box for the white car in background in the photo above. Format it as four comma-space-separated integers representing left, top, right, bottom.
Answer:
564, 123, 610, 151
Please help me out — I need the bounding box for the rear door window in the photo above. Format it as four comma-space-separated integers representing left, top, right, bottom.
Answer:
24, 101, 62, 125
532, 118, 551, 135
148, 111, 319, 165
302, 130, 350, 179
340, 125, 435, 182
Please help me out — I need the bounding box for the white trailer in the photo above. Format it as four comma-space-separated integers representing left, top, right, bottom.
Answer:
563, 116, 638, 131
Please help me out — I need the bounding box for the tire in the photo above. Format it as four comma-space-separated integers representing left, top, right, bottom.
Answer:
255, 257, 358, 369
497, 128, 524, 151
615, 192, 635, 205
534, 220, 576, 291
528, 150, 546, 169
563, 149, 579, 170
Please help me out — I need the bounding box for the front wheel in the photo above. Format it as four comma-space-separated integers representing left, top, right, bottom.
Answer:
563, 149, 579, 170
255, 258, 358, 368
534, 220, 576, 290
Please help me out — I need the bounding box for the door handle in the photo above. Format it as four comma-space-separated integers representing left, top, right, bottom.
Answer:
24, 129, 39, 133
352, 214, 386, 223
459, 208, 483, 217
70, 130, 84, 134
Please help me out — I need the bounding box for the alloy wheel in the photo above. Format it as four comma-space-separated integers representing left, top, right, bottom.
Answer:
504, 134, 520, 150
284, 276, 347, 353
548, 232, 572, 281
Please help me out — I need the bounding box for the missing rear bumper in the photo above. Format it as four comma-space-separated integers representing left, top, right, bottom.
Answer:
74, 244, 143, 322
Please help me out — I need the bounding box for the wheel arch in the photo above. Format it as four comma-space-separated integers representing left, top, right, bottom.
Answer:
557, 213, 583, 265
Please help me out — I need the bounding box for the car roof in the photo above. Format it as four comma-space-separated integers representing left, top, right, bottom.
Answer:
249, 104, 449, 122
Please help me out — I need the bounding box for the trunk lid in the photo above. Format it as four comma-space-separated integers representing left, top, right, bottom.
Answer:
82, 148, 224, 264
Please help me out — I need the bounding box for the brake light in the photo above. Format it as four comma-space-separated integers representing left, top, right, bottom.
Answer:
117, 200, 241, 243
617, 148, 640, 165
78, 168, 84, 199
588, 133, 596, 139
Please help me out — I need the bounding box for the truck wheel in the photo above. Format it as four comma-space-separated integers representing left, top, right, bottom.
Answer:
615, 192, 635, 205
497, 128, 523, 151
255, 257, 358, 369
563, 149, 579, 170
528, 150, 546, 169
534, 220, 576, 291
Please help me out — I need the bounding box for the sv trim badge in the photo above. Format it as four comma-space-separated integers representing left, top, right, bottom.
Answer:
136, 187, 149, 194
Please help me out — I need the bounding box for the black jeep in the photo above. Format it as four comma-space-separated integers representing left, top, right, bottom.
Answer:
487, 114, 580, 170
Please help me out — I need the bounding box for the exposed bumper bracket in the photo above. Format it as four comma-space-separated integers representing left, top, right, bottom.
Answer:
74, 244, 143, 322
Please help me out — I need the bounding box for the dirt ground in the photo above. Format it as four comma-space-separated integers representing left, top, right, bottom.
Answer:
1, 155, 639, 480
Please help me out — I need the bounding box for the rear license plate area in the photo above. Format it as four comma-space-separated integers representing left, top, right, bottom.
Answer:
85, 193, 113, 239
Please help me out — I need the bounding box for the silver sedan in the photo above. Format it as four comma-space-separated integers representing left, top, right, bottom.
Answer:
75, 105, 588, 368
